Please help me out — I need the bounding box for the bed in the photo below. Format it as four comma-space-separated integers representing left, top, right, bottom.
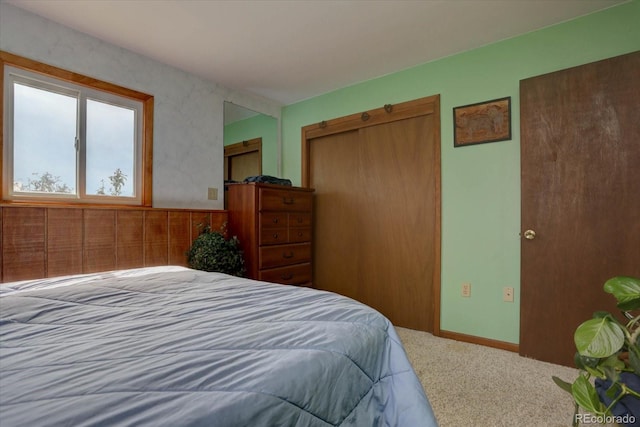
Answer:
0, 266, 437, 426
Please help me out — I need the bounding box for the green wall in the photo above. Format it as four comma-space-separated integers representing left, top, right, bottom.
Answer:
280, 1, 640, 344
224, 113, 279, 177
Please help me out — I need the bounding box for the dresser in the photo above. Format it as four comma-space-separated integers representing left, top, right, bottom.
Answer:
227, 183, 314, 286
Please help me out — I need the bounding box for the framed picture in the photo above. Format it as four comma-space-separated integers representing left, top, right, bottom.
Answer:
453, 97, 511, 147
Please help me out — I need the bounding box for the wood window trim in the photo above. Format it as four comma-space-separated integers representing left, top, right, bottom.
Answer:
0, 50, 154, 207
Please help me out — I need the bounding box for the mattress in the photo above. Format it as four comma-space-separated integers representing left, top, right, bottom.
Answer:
0, 266, 437, 426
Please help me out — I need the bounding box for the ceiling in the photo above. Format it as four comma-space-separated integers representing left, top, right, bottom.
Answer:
5, 0, 626, 105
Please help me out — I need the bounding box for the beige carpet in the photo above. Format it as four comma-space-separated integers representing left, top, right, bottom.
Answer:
396, 327, 611, 427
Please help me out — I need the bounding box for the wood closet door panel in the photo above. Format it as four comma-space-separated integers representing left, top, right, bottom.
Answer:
48, 209, 83, 277
84, 210, 116, 273
358, 115, 436, 331
2, 207, 45, 281
310, 130, 361, 301
309, 100, 439, 332
304, 95, 440, 332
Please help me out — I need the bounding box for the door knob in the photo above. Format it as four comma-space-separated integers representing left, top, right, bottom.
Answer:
524, 229, 536, 240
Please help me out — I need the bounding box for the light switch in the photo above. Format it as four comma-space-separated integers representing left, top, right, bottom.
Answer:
207, 187, 218, 200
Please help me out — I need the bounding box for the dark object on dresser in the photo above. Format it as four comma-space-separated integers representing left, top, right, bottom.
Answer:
243, 175, 292, 186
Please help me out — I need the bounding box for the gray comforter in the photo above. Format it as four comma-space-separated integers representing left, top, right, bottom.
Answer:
0, 266, 437, 426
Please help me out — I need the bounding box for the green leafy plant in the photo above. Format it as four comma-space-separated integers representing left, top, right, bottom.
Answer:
553, 276, 640, 425
187, 224, 245, 277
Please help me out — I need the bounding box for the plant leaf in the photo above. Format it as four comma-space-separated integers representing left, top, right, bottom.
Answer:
593, 311, 612, 319
602, 365, 621, 383
618, 297, 640, 311
605, 381, 622, 400
601, 354, 625, 371
604, 276, 640, 310
577, 354, 601, 369
574, 317, 625, 358
571, 374, 605, 414
552, 375, 573, 394
630, 349, 640, 375
584, 364, 606, 380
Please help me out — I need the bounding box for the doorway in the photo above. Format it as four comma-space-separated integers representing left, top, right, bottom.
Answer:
519, 52, 640, 366
223, 137, 262, 209
302, 95, 441, 332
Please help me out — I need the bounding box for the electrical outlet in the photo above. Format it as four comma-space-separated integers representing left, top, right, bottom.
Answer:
461, 282, 471, 297
503, 287, 514, 302
207, 187, 218, 200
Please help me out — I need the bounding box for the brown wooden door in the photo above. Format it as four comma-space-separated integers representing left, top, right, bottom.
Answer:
224, 137, 262, 182
519, 52, 640, 366
228, 151, 260, 182
306, 96, 440, 332
224, 138, 262, 209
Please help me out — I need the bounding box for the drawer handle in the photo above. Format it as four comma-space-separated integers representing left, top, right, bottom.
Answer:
298, 232, 304, 237
281, 273, 293, 280
273, 233, 280, 239
272, 218, 279, 224
283, 197, 295, 205
282, 252, 294, 259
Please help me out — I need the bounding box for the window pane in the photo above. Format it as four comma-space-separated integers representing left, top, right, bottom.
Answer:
13, 83, 77, 194
86, 99, 135, 197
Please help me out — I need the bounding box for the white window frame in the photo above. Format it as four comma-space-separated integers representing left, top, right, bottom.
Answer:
3, 66, 143, 204
1, 51, 153, 207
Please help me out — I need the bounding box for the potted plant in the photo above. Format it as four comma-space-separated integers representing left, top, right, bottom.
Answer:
553, 276, 640, 426
187, 224, 245, 277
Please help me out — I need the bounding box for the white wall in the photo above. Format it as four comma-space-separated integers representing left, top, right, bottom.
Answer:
0, 3, 281, 209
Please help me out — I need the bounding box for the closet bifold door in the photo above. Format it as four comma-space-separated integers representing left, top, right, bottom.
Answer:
303, 95, 441, 333
310, 130, 360, 301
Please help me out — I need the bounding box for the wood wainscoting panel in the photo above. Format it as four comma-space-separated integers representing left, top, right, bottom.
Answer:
116, 210, 144, 270
191, 212, 212, 240
210, 212, 227, 236
0, 207, 227, 282
0, 208, 2, 280
2, 207, 46, 281
84, 210, 117, 274
144, 210, 169, 267
48, 209, 83, 277
169, 211, 191, 266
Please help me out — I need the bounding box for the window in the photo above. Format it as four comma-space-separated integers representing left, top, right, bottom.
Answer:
1, 51, 153, 206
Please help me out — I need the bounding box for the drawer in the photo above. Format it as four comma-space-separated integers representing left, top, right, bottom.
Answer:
260, 227, 288, 245
288, 227, 312, 243
288, 213, 312, 227
260, 188, 313, 212
259, 263, 312, 285
259, 243, 311, 269
260, 212, 287, 229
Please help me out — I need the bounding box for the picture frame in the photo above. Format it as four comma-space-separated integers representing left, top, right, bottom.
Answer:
453, 97, 511, 147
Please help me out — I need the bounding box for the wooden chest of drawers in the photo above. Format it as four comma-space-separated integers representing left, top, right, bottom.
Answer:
227, 183, 314, 286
